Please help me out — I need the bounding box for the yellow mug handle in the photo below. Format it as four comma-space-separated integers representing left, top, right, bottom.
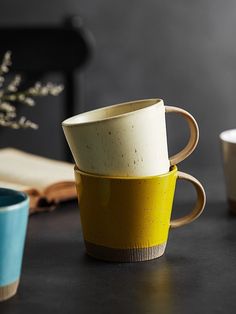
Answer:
170, 171, 206, 228
165, 106, 199, 165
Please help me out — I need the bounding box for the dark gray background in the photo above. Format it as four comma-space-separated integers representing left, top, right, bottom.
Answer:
1, 0, 236, 201
0, 4, 236, 313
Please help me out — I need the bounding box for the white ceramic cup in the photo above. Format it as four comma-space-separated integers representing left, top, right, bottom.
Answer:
62, 98, 199, 176
220, 129, 236, 213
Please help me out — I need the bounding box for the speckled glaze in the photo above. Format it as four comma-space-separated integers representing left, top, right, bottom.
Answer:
62, 99, 199, 177
0, 188, 29, 301
74, 166, 206, 262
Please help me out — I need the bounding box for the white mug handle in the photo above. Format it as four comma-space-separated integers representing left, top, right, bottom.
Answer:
165, 106, 199, 165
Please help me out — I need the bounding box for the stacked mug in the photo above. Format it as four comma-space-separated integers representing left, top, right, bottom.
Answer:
62, 98, 206, 262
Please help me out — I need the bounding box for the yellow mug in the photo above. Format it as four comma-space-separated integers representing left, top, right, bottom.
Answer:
74, 166, 206, 262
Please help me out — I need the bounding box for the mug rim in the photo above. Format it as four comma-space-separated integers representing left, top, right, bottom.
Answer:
219, 129, 236, 144
74, 165, 177, 180
62, 98, 163, 127
0, 188, 29, 212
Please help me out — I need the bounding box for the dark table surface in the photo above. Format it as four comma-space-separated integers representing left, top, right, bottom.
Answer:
1, 199, 236, 314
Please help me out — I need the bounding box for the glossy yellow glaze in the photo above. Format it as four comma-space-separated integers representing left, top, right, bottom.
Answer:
74, 166, 178, 249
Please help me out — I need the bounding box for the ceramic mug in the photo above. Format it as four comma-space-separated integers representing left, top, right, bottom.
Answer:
74, 165, 206, 262
220, 129, 236, 214
63, 98, 199, 177
0, 188, 29, 302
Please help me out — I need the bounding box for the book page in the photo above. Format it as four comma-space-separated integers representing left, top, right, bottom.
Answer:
0, 148, 75, 193
0, 180, 34, 192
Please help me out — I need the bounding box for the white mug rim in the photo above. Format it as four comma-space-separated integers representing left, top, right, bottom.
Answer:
62, 98, 164, 127
219, 129, 236, 144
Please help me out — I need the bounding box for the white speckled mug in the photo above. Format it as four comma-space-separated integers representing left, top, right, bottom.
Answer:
62, 99, 199, 176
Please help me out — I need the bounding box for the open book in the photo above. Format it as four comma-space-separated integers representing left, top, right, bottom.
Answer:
0, 148, 77, 214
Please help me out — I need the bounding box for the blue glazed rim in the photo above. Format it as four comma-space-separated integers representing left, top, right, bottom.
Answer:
0, 187, 29, 212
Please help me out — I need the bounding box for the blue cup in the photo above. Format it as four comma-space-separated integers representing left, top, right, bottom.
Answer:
0, 188, 29, 302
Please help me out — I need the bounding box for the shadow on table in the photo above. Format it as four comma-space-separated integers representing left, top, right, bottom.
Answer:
76, 251, 202, 314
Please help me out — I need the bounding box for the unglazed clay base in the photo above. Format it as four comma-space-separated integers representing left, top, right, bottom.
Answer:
228, 199, 236, 215
0, 280, 19, 302
85, 241, 167, 262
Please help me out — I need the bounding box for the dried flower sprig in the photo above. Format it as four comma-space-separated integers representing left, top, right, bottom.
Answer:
0, 51, 64, 129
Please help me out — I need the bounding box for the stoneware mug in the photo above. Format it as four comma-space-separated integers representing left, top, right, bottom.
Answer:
74, 165, 206, 262
63, 98, 199, 177
220, 129, 236, 214
0, 188, 29, 302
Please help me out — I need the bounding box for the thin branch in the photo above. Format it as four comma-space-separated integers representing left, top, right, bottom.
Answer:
0, 51, 63, 129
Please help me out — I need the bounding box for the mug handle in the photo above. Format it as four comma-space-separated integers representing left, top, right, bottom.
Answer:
170, 171, 206, 228
165, 106, 199, 165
